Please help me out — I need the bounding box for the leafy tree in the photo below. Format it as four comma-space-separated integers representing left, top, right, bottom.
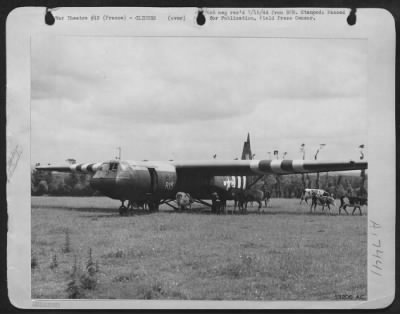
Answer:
36, 180, 48, 195
263, 175, 277, 189
65, 173, 79, 191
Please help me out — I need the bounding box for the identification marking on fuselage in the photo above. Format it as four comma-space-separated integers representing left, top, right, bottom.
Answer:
165, 181, 174, 190
223, 176, 247, 190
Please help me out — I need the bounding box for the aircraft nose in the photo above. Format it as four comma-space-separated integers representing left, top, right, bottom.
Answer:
90, 175, 117, 197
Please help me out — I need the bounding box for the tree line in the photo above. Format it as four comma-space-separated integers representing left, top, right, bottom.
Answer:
31, 168, 367, 198
262, 173, 367, 198
31, 168, 97, 196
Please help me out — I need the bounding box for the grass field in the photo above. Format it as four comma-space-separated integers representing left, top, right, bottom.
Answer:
31, 196, 367, 300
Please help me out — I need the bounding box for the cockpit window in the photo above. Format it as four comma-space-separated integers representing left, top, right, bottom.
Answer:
100, 162, 119, 171
109, 162, 119, 171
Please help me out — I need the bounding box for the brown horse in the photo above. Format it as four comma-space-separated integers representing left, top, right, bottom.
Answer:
233, 189, 270, 214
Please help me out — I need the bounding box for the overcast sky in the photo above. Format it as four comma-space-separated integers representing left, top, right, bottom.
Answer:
31, 35, 367, 164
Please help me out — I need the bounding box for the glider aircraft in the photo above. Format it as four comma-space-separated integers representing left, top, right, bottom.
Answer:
35, 135, 368, 215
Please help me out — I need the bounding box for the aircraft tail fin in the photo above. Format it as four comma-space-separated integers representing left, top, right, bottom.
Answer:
241, 133, 253, 160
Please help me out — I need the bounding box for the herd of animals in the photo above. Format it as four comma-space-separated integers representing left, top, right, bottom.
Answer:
300, 188, 367, 215
129, 188, 367, 216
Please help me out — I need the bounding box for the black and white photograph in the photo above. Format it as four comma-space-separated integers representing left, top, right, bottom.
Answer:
5, 7, 395, 309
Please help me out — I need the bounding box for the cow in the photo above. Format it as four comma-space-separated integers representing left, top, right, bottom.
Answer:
300, 188, 329, 204
339, 196, 367, 216
176, 192, 193, 210
310, 194, 336, 214
233, 189, 271, 214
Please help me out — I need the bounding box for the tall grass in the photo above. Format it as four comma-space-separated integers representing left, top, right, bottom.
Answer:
32, 197, 367, 300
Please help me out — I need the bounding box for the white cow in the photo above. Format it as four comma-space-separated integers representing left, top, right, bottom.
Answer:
300, 188, 329, 204
176, 192, 193, 210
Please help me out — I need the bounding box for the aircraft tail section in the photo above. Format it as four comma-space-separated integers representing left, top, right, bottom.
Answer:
241, 133, 253, 160
35, 162, 102, 173
241, 133, 260, 188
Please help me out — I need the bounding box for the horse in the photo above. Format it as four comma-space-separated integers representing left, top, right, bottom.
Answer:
233, 189, 270, 214
310, 194, 336, 214
339, 196, 367, 216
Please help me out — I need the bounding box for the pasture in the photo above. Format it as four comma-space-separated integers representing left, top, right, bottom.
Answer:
31, 196, 367, 300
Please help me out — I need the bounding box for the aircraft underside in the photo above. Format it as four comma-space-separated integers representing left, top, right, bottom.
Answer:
36, 135, 367, 216
91, 173, 258, 215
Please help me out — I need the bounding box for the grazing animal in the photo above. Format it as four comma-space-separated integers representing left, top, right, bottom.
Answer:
339, 196, 367, 216
300, 188, 329, 204
310, 194, 336, 214
211, 192, 225, 214
264, 190, 271, 208
233, 189, 270, 213
231, 190, 245, 214
233, 191, 247, 214
176, 192, 193, 210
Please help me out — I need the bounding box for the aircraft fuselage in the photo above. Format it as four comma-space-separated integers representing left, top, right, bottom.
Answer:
90, 160, 252, 202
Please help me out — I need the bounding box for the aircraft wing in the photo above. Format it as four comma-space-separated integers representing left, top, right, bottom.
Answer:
35, 159, 367, 177
172, 159, 368, 176
35, 162, 102, 173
